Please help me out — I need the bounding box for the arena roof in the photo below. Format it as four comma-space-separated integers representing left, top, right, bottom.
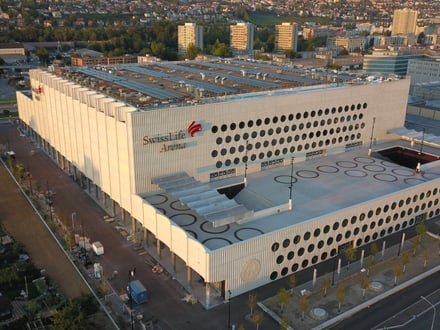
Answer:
59, 59, 357, 110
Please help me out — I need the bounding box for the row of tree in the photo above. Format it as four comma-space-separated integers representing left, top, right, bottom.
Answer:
1, 18, 328, 62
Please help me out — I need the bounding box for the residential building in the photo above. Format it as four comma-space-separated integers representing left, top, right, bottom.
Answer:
177, 23, 204, 57
275, 22, 298, 53
230, 22, 254, 56
327, 37, 366, 52
392, 9, 418, 36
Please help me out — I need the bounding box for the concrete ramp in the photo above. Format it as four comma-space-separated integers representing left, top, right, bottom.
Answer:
152, 172, 253, 226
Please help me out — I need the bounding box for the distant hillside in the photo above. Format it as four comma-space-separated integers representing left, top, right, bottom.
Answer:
249, 11, 332, 26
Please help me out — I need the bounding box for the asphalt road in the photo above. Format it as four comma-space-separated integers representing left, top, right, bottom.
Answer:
329, 271, 440, 330
0, 123, 89, 299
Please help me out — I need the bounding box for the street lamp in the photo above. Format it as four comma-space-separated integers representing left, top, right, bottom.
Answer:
419, 127, 426, 155
421, 296, 436, 330
227, 290, 232, 329
128, 268, 136, 330
368, 117, 376, 157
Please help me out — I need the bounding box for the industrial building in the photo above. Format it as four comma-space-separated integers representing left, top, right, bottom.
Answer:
16, 60, 440, 308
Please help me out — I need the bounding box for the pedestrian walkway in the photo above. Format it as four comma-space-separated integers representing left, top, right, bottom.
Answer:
259, 233, 440, 330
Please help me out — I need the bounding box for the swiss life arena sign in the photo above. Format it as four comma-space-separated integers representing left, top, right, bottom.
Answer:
142, 121, 202, 152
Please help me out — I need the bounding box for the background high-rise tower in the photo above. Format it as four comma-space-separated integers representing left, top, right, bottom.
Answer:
392, 9, 418, 36
178, 23, 203, 57
230, 22, 254, 56
275, 22, 298, 53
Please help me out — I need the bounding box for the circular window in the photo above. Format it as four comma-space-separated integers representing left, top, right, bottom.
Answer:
324, 225, 330, 233
304, 232, 311, 241
212, 126, 218, 133
271, 242, 280, 252
302, 259, 309, 268
270, 271, 278, 280
342, 219, 348, 227
291, 263, 299, 272
318, 240, 324, 249
248, 120, 254, 128
308, 244, 315, 253
314, 228, 321, 237
333, 222, 339, 230
293, 235, 301, 244
287, 251, 294, 260
281, 267, 288, 276
276, 255, 284, 264
283, 239, 290, 248
298, 247, 305, 256
221, 124, 227, 132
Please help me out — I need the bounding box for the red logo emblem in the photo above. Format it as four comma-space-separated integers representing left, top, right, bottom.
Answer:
38, 86, 42, 94
187, 121, 202, 137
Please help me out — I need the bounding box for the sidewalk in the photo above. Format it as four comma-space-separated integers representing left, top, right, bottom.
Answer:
259, 233, 440, 330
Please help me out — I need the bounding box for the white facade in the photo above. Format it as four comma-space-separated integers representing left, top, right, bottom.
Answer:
17, 69, 440, 305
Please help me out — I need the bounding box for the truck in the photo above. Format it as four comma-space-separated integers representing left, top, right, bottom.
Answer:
128, 280, 148, 304
92, 241, 104, 256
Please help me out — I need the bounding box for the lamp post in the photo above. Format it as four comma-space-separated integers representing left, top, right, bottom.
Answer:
288, 157, 294, 210
419, 127, 426, 155
421, 296, 436, 330
128, 268, 136, 330
227, 290, 231, 329
368, 117, 376, 157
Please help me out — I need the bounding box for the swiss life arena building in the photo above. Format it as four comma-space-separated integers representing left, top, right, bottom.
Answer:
17, 60, 440, 308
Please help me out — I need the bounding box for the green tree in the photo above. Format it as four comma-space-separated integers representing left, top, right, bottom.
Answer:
370, 242, 379, 256
0, 266, 19, 286
401, 251, 410, 273
336, 286, 346, 312
185, 43, 201, 60
360, 274, 370, 299
299, 295, 309, 321
423, 249, 430, 268
253, 311, 263, 330
288, 274, 296, 294
322, 273, 331, 297
210, 39, 232, 58
50, 300, 87, 330
36, 47, 49, 66
415, 222, 427, 240
392, 263, 402, 286
248, 293, 257, 317
277, 288, 289, 313
366, 255, 374, 275
280, 316, 289, 330
345, 245, 357, 270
